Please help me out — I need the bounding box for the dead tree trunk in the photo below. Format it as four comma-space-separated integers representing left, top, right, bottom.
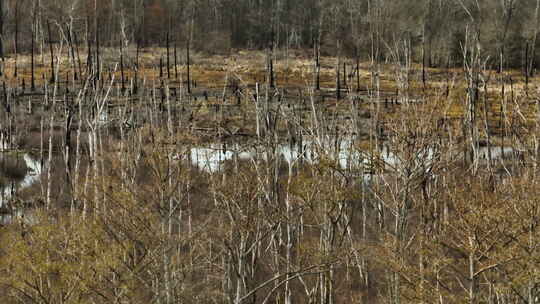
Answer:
187, 39, 191, 94
67, 23, 78, 81
47, 20, 55, 83
120, 37, 125, 92
136, 37, 140, 69
95, 25, 100, 80
166, 30, 171, 80
0, 0, 4, 76
95, 0, 100, 80
31, 10, 36, 91
86, 16, 92, 74
14, 0, 19, 78
160, 57, 164, 79
343, 62, 347, 88
336, 51, 341, 100
528, 0, 540, 78
525, 42, 529, 89
266, 48, 275, 89
174, 40, 178, 79
315, 40, 321, 90
422, 33, 427, 89
356, 47, 360, 92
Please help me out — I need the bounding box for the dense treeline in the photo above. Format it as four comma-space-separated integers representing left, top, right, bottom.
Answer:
1, 0, 540, 303
1, 0, 539, 68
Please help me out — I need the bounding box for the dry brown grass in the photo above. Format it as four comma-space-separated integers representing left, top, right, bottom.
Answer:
2, 47, 539, 149
5, 47, 538, 98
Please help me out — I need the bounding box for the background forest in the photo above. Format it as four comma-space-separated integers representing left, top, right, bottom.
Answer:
0, 0, 539, 68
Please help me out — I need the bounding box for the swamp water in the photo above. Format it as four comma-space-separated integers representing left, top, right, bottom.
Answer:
0, 153, 43, 225
187, 138, 519, 176
0, 138, 519, 225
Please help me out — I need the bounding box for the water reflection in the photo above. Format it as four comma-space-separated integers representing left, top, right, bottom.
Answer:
188, 139, 402, 174
0, 153, 43, 225
188, 139, 519, 175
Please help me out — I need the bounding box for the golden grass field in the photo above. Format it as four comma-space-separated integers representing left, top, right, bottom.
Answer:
3, 47, 540, 145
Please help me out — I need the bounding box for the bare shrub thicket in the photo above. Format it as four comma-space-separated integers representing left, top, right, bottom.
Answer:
0, 1, 540, 303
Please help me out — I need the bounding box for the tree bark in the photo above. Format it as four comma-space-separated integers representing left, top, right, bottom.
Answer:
14, 0, 19, 77
47, 20, 55, 83
0, 0, 3, 60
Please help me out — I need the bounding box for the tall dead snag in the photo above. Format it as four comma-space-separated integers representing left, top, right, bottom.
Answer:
456, 0, 483, 169
348, 0, 361, 93
0, 0, 4, 76
266, 47, 275, 89
270, 54, 275, 88
421, 0, 433, 90
463, 35, 481, 168
14, 0, 19, 77
2, 81, 10, 149
66, 23, 78, 81
314, 39, 321, 91
120, 37, 125, 92
47, 20, 55, 83
174, 41, 179, 80
135, 37, 140, 68
527, 0, 540, 78
186, 39, 191, 94
95, 0, 100, 80
336, 58, 341, 100
343, 62, 347, 88
159, 57, 163, 78
166, 30, 171, 79
133, 37, 140, 94
86, 16, 92, 75
336, 42, 342, 100
422, 29, 427, 89
31, 1, 36, 91
174, 40, 178, 79
64, 103, 73, 194
482, 77, 492, 170
525, 42, 529, 89
73, 30, 83, 81
495, 0, 516, 74
95, 27, 100, 80
356, 48, 361, 92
